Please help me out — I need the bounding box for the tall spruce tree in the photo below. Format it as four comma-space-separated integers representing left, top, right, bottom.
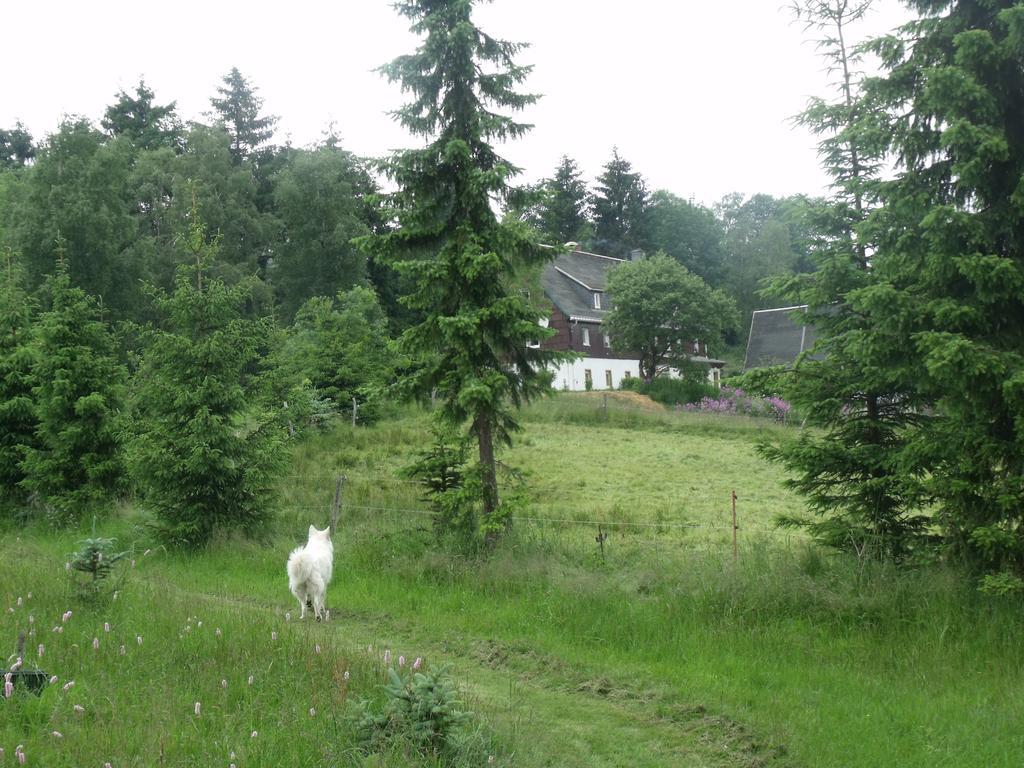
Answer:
759, 0, 930, 558
208, 68, 278, 164
0, 249, 37, 510
0, 122, 35, 169
523, 155, 591, 244
856, 1, 1024, 576
21, 251, 124, 524
590, 147, 649, 257
363, 0, 571, 544
102, 79, 182, 152
125, 213, 285, 546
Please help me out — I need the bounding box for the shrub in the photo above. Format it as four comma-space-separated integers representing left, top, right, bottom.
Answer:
683, 386, 792, 421
67, 534, 129, 598
351, 663, 480, 761
621, 375, 718, 407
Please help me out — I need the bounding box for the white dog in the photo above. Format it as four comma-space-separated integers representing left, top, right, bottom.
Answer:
287, 525, 334, 621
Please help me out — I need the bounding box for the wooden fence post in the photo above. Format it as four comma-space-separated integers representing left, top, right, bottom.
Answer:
732, 490, 738, 562
330, 475, 346, 535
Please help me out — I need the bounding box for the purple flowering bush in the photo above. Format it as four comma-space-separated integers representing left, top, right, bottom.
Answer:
683, 387, 792, 421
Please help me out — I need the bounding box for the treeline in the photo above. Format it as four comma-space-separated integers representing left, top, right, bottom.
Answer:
1, 73, 817, 349
518, 153, 815, 345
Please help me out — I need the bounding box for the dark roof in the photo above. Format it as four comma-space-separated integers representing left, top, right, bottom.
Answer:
541, 249, 625, 321
743, 306, 818, 370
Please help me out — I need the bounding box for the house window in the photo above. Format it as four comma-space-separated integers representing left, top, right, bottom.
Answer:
593, 292, 602, 310
693, 340, 700, 354
605, 370, 613, 388
624, 371, 632, 380
582, 327, 591, 346
604, 333, 611, 348
527, 339, 540, 349
584, 369, 593, 388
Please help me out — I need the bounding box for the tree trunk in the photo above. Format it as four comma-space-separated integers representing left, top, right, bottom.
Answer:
475, 414, 502, 547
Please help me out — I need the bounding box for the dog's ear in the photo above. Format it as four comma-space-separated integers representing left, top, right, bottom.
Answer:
308, 524, 317, 539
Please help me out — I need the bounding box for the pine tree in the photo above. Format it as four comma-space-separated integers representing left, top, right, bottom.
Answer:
125, 212, 286, 546
590, 147, 649, 257
362, 0, 571, 545
20, 250, 124, 524
0, 249, 37, 510
856, 1, 1024, 575
208, 68, 278, 164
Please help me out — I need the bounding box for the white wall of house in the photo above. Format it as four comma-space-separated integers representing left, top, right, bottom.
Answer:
551, 357, 640, 391
551, 358, 723, 391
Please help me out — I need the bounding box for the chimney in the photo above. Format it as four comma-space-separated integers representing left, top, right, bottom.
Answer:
629, 249, 646, 262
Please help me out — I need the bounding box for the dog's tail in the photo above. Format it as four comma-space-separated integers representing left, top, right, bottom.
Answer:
287, 548, 316, 587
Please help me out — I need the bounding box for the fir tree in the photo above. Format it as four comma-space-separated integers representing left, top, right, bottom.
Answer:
523, 155, 591, 244
125, 212, 286, 546
362, 0, 571, 545
857, 1, 1024, 575
20, 249, 124, 524
208, 68, 278, 164
0, 249, 37, 510
590, 147, 649, 257
760, 0, 930, 559
102, 79, 182, 152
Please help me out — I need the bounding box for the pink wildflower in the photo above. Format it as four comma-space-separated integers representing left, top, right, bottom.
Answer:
62, 611, 72, 623
247, 674, 254, 686
49, 675, 57, 685
74, 704, 85, 714
315, 644, 321, 654
65, 561, 71, 572
194, 701, 201, 716
221, 679, 227, 689
343, 670, 350, 681
383, 649, 391, 665
137, 635, 143, 646
51, 731, 63, 738
413, 657, 423, 670
37, 644, 44, 658
4, 680, 13, 698
271, 631, 278, 641
285, 612, 291, 622
309, 707, 316, 717
92, 637, 99, 650
62, 681, 74, 691
16, 597, 22, 607
398, 655, 405, 667
104, 622, 110, 633
215, 628, 222, 637
251, 730, 258, 738
119, 645, 126, 656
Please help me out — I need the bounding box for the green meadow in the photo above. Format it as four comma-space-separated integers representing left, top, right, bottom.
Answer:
2, 394, 1022, 767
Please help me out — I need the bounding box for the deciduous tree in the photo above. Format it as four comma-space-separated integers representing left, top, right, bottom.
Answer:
604, 253, 737, 384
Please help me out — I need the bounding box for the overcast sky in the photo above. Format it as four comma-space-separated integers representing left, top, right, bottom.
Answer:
1, 0, 913, 206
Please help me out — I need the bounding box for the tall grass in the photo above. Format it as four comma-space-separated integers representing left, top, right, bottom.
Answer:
4, 396, 1023, 767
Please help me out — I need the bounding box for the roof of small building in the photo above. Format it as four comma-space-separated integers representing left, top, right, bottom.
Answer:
743, 305, 818, 370
541, 249, 624, 321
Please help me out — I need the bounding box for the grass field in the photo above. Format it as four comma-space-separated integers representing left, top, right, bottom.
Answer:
2, 393, 1023, 767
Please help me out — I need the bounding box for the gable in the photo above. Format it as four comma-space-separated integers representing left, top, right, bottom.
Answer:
743, 305, 818, 370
